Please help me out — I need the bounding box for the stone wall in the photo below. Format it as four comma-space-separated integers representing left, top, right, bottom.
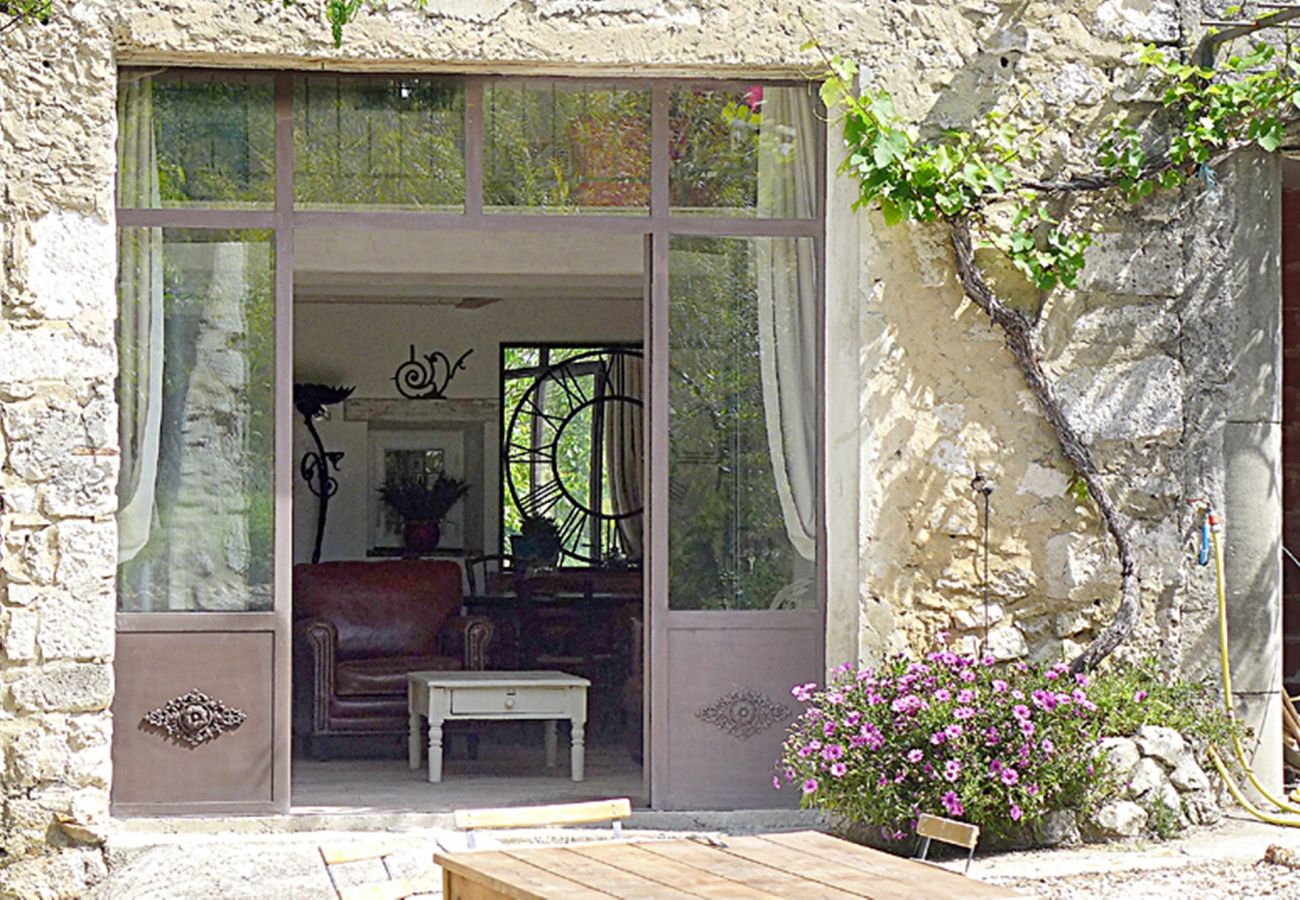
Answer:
0, 0, 1280, 896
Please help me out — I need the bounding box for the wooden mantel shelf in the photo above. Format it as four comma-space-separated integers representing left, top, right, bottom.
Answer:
344, 397, 499, 423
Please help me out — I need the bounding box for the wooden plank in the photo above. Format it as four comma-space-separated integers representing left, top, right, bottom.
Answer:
753, 832, 1020, 899
569, 843, 782, 899
336, 871, 442, 900
916, 815, 979, 850
454, 798, 630, 831
318, 841, 403, 865
505, 847, 698, 898
634, 840, 860, 900
435, 850, 614, 899
445, 870, 513, 900
712, 835, 928, 899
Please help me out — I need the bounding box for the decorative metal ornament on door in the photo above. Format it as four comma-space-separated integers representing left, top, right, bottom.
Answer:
142, 689, 247, 748
695, 687, 791, 741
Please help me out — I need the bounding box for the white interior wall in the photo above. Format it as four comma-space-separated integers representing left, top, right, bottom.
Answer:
292, 228, 645, 565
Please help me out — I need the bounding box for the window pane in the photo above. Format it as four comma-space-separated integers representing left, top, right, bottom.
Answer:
117, 228, 275, 611
117, 71, 274, 209
668, 236, 817, 610
669, 85, 819, 219
484, 81, 650, 215
294, 75, 465, 211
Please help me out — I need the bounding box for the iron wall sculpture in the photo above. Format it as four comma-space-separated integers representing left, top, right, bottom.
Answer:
392, 345, 473, 400
695, 687, 791, 741
295, 383, 355, 564
142, 689, 247, 748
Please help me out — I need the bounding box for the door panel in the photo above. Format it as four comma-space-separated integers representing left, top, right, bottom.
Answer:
111, 629, 276, 811
651, 235, 823, 808
661, 618, 817, 808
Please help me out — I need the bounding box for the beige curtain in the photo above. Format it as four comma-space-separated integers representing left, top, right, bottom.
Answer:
116, 74, 165, 565
756, 85, 818, 562
603, 351, 644, 560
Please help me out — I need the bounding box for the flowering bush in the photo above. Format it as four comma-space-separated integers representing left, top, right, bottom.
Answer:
777, 649, 1105, 845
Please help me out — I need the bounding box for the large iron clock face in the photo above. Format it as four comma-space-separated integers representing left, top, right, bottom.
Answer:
504, 347, 643, 564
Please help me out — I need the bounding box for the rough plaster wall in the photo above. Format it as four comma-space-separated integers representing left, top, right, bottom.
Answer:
0, 0, 1277, 894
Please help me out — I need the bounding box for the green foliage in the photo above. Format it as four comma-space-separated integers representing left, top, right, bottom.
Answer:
0, 0, 50, 24
1087, 657, 1244, 750
817, 40, 1300, 294
378, 473, 470, 524
273, 0, 429, 48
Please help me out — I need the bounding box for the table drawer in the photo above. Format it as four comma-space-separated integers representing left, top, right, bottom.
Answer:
450, 686, 570, 716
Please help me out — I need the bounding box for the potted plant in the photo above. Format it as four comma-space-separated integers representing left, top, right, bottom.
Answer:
377, 474, 470, 553
511, 515, 562, 569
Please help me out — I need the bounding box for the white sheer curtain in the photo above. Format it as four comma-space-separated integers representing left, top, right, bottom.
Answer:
116, 74, 165, 566
756, 85, 818, 562
603, 351, 644, 560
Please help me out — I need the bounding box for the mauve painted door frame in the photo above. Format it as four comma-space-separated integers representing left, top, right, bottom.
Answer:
113, 69, 824, 813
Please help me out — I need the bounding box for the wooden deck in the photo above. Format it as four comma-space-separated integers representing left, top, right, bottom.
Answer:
435, 829, 1020, 898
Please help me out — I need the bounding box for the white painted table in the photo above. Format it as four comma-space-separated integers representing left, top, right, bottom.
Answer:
407, 670, 590, 783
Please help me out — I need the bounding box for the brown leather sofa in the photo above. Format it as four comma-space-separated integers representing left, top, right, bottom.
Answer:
293, 559, 493, 758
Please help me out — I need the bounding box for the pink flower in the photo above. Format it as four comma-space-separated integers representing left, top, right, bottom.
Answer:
992, 679, 1009, 694
1012, 704, 1031, 721
907, 749, 924, 763
826, 691, 844, 705
957, 689, 976, 704
1134, 690, 1149, 703
844, 711, 862, 728
1019, 720, 1035, 737
930, 731, 946, 746
934, 688, 952, 702
1041, 738, 1055, 755
772, 775, 782, 790
1001, 767, 1020, 786
1010, 803, 1022, 821
944, 723, 963, 740
822, 743, 844, 762
944, 759, 963, 782
802, 778, 819, 795
823, 721, 837, 737
942, 791, 965, 817
830, 762, 848, 778
959, 669, 976, 683
1031, 690, 1057, 711
954, 706, 975, 721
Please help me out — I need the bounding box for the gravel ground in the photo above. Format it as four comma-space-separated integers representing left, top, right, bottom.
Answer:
963, 815, 1300, 899
991, 860, 1300, 898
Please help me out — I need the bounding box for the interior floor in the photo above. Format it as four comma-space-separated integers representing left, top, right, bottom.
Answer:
291, 743, 643, 814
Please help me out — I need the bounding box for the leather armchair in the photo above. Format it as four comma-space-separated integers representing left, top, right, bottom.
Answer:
293, 560, 493, 757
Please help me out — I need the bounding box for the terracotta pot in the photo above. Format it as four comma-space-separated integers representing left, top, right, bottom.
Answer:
403, 520, 441, 554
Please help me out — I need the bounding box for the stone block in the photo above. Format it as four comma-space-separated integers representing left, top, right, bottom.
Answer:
1136, 725, 1188, 769
1034, 809, 1080, 847
986, 625, 1028, 661
37, 586, 114, 661
1184, 789, 1223, 826
1092, 0, 1180, 44
26, 210, 114, 332
1088, 800, 1148, 839
1125, 757, 1166, 798
1056, 356, 1183, 446
4, 607, 39, 661
54, 519, 116, 594
10, 663, 112, 713
1078, 225, 1182, 297
1098, 736, 1141, 777
1170, 756, 1211, 793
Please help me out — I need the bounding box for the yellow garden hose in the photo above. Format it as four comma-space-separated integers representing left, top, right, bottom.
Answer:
1205, 516, 1300, 825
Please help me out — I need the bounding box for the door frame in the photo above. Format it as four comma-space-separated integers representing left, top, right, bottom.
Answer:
113, 70, 823, 813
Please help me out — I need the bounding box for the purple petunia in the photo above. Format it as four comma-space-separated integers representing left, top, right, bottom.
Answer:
822, 743, 844, 762
941, 791, 965, 817
1001, 767, 1020, 786
802, 778, 819, 795
830, 762, 848, 778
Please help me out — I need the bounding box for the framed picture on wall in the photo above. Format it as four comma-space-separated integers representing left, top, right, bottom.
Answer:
368, 429, 467, 551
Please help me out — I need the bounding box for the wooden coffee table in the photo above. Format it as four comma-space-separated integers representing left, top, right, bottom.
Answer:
407, 670, 590, 783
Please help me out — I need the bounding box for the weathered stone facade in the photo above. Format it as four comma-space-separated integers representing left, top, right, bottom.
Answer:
0, 1, 1284, 896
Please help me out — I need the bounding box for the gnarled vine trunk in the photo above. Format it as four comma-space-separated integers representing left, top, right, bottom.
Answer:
948, 216, 1141, 673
